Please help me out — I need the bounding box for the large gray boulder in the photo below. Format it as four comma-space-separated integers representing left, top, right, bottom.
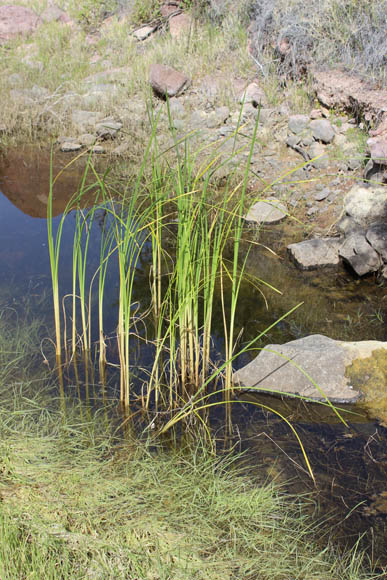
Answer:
233, 334, 387, 404
344, 185, 387, 226
339, 231, 381, 276
309, 119, 335, 143
287, 238, 341, 270
366, 223, 387, 261
288, 114, 309, 135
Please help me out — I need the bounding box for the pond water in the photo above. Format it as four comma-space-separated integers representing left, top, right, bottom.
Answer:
0, 148, 386, 567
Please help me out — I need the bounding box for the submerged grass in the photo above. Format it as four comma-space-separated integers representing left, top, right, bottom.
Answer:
0, 313, 383, 579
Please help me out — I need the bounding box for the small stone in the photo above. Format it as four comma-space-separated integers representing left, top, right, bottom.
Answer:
60, 142, 82, 152
310, 109, 322, 119
133, 25, 156, 41
149, 64, 190, 98
308, 142, 328, 168
346, 157, 363, 171
336, 215, 360, 235
258, 108, 276, 126
288, 114, 309, 135
95, 120, 123, 139
241, 102, 258, 119
314, 188, 330, 201
367, 135, 387, 165
190, 110, 208, 128
172, 119, 185, 130
333, 133, 347, 147
245, 198, 288, 225
309, 119, 335, 143
301, 134, 314, 147
206, 106, 229, 128
90, 145, 105, 154
233, 334, 386, 403
240, 82, 266, 107
168, 97, 185, 116
7, 72, 22, 86
72, 110, 103, 132
112, 142, 129, 156
286, 134, 301, 148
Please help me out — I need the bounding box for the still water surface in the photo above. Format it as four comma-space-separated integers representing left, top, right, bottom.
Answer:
0, 148, 386, 566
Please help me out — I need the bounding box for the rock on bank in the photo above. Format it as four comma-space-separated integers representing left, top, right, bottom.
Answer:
233, 334, 387, 405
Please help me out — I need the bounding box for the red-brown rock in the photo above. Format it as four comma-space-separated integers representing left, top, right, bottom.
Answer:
313, 70, 387, 124
149, 64, 190, 98
0, 4, 40, 42
169, 12, 191, 38
367, 116, 387, 167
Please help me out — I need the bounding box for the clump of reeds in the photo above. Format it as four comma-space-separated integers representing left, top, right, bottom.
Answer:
46, 106, 348, 478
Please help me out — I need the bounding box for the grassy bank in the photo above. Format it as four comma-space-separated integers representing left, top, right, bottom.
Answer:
0, 312, 383, 579
0, 0, 253, 145
1, 0, 386, 151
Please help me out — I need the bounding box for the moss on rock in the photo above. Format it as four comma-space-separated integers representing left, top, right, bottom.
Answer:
345, 348, 387, 426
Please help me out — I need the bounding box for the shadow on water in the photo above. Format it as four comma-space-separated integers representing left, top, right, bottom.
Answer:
0, 147, 386, 566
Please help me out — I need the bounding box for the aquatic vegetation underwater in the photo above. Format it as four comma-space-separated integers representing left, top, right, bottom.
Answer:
0, 312, 383, 579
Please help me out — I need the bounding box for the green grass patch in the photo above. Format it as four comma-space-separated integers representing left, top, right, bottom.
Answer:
0, 312, 383, 579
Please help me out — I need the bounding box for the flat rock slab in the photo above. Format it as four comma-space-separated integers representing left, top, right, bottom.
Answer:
245, 198, 288, 225
287, 238, 341, 270
149, 64, 190, 98
233, 334, 387, 403
313, 70, 387, 124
